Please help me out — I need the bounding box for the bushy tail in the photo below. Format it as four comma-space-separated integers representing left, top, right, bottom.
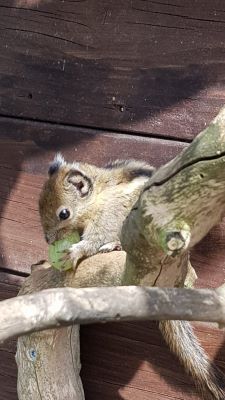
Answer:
159, 320, 225, 400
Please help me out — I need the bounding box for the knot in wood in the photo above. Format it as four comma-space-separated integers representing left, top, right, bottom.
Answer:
26, 347, 37, 362
166, 231, 186, 254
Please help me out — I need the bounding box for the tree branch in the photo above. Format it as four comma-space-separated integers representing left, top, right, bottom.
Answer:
122, 106, 225, 287
1, 283, 225, 343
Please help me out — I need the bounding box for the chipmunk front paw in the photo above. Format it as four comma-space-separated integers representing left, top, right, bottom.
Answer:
60, 243, 85, 270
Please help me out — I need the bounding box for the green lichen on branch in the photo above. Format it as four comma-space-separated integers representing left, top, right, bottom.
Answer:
121, 106, 225, 288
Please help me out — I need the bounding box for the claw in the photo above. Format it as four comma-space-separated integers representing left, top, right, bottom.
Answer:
58, 252, 70, 263
58, 256, 68, 264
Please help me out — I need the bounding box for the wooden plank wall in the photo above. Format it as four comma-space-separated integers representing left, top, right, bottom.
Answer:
1, 1, 225, 399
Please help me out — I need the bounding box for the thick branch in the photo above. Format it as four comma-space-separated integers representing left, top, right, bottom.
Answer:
122, 106, 225, 287
16, 252, 126, 400
1, 284, 225, 342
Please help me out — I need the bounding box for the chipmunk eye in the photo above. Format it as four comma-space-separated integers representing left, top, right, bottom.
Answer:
58, 208, 70, 220
56, 206, 72, 221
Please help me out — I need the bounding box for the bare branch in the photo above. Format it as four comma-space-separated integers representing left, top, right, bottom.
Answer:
1, 284, 225, 343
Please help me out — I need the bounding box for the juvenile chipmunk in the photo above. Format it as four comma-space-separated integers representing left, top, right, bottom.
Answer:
39, 154, 225, 400
39, 154, 155, 269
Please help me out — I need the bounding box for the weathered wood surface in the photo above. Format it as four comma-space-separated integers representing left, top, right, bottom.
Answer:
81, 321, 225, 400
1, 1, 225, 139
122, 107, 225, 288
1, 271, 225, 400
4, 283, 225, 342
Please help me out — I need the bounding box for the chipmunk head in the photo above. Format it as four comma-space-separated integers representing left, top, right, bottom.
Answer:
39, 153, 93, 243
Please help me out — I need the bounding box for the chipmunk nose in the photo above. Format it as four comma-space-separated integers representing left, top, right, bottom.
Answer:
45, 233, 55, 244
45, 232, 56, 244
45, 234, 50, 243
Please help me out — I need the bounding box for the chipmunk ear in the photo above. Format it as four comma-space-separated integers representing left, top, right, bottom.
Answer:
67, 169, 92, 197
48, 153, 65, 176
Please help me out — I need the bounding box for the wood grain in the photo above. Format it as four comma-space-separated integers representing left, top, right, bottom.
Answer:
81, 321, 225, 400
1, 1, 225, 139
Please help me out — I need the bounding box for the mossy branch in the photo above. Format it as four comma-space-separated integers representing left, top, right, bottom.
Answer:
122, 107, 225, 288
